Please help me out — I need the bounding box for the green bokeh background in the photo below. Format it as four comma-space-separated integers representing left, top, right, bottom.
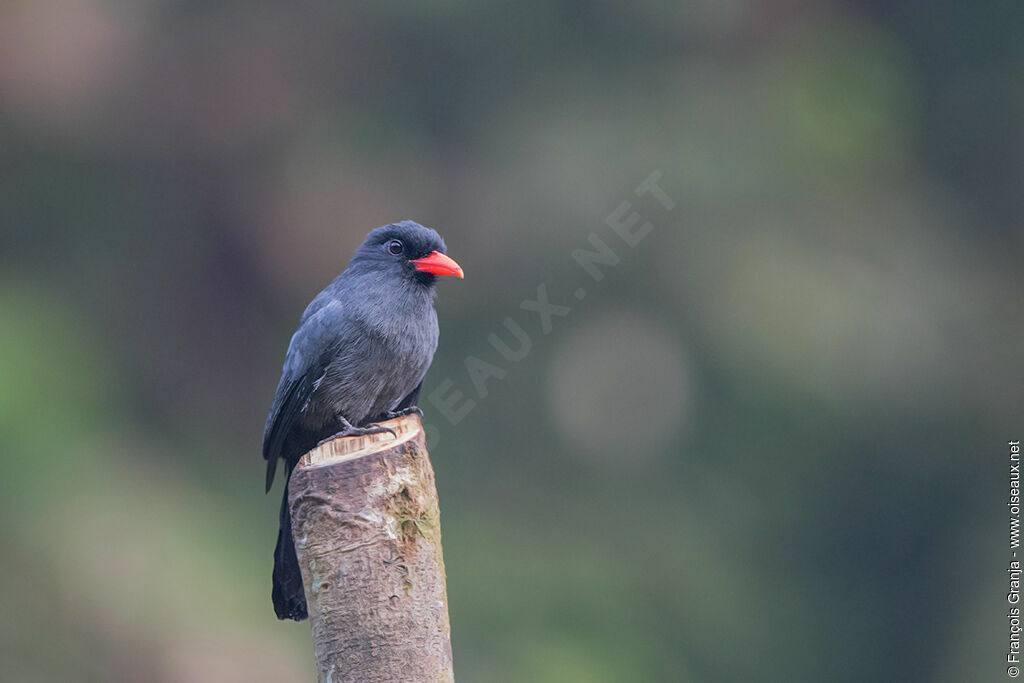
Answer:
1, 2, 1020, 681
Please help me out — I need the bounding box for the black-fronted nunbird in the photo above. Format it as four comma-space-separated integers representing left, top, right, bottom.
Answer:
262, 220, 463, 621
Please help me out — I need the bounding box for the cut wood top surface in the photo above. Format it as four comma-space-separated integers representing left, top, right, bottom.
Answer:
298, 413, 422, 468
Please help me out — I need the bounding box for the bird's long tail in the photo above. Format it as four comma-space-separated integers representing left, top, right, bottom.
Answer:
272, 469, 308, 621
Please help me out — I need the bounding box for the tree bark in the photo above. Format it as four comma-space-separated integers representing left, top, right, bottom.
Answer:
287, 413, 453, 682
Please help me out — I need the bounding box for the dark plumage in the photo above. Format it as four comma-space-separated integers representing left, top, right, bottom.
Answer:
263, 220, 462, 620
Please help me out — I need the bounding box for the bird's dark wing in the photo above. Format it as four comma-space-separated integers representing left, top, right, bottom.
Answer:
263, 300, 345, 492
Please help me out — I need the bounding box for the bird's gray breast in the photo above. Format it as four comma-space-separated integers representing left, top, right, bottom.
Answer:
307, 299, 438, 427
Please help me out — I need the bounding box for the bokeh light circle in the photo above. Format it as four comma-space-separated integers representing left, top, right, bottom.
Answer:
547, 311, 691, 460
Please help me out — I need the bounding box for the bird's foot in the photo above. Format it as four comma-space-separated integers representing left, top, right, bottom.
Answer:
354, 422, 398, 438
315, 415, 397, 448
382, 406, 423, 420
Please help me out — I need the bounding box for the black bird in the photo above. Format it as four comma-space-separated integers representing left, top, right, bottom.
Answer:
263, 220, 463, 621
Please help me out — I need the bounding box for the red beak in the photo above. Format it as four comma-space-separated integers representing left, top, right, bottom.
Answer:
410, 250, 464, 278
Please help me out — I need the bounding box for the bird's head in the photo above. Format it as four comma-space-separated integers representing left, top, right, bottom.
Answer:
352, 220, 464, 286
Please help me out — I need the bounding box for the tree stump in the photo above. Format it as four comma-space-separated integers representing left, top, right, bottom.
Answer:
287, 413, 453, 682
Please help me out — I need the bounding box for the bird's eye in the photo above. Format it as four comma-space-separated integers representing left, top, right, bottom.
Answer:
386, 239, 404, 255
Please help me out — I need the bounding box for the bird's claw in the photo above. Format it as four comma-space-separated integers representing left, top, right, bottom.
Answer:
383, 406, 423, 420
315, 416, 397, 447
358, 422, 398, 438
